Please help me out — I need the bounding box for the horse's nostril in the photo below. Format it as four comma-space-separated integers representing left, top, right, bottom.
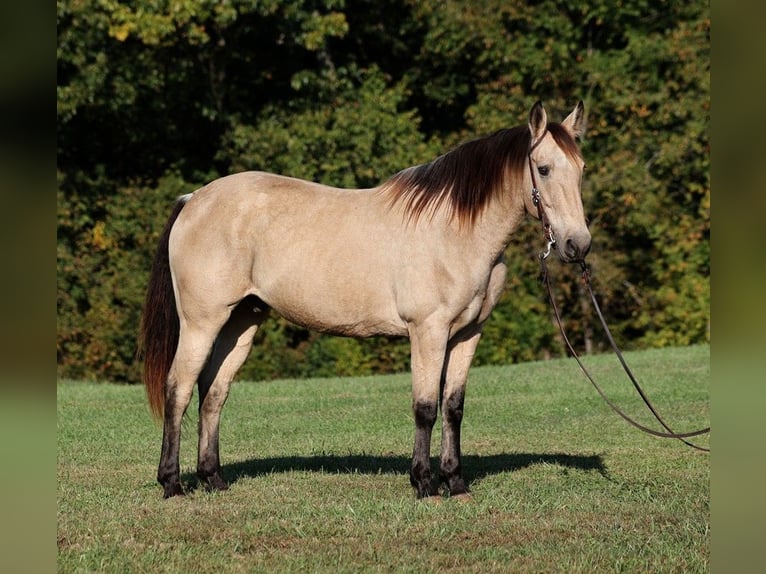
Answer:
565, 235, 591, 261
565, 238, 579, 259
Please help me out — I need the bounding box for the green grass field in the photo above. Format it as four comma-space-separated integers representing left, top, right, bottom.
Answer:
57, 345, 709, 573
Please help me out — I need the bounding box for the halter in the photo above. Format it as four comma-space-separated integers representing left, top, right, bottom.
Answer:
527, 134, 710, 451
527, 139, 556, 259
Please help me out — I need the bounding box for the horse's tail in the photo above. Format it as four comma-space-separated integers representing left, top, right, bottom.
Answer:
139, 195, 190, 420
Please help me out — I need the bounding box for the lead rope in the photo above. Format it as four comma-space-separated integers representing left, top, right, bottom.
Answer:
529, 149, 710, 452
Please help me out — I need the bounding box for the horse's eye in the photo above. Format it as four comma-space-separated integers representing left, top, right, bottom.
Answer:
538, 165, 550, 177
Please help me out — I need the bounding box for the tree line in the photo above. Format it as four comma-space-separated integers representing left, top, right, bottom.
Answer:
57, 0, 709, 383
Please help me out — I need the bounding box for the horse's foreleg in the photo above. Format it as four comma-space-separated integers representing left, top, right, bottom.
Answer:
440, 327, 483, 497
197, 304, 266, 492
408, 323, 449, 499
157, 325, 219, 498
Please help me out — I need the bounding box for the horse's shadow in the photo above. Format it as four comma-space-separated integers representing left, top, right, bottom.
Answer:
189, 451, 608, 491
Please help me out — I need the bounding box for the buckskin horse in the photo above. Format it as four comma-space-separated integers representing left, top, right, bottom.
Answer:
140, 101, 590, 499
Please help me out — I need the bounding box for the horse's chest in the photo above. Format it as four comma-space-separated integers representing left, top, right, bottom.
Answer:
450, 297, 486, 335
449, 259, 508, 335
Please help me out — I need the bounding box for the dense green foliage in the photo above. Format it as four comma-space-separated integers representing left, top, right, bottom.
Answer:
57, 0, 709, 383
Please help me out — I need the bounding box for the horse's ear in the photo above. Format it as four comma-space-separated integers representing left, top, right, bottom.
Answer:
562, 100, 586, 139
528, 101, 547, 148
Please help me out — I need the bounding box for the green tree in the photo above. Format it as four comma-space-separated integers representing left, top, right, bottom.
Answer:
580, 4, 710, 349
57, 0, 709, 383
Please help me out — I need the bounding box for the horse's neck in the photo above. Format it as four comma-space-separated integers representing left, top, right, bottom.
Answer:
466, 184, 527, 257
368, 180, 526, 262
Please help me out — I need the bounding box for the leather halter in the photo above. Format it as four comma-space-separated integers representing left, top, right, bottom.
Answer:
527, 138, 556, 260
528, 138, 710, 452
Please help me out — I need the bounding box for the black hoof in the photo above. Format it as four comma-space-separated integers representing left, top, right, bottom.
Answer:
413, 481, 437, 499
162, 481, 185, 498
447, 477, 469, 497
200, 472, 229, 492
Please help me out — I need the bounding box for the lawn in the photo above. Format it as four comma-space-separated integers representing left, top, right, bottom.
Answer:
57, 345, 709, 572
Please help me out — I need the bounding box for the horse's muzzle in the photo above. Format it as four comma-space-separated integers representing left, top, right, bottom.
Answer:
562, 231, 592, 262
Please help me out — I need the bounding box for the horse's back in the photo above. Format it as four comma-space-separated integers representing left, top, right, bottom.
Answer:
169, 171, 409, 336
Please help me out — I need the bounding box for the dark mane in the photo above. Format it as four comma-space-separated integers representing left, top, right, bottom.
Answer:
382, 122, 581, 226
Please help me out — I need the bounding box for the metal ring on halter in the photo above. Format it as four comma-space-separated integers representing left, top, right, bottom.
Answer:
540, 226, 555, 260
542, 238, 555, 260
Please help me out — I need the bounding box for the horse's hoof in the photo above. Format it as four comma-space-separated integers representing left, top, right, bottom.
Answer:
451, 492, 473, 503
203, 473, 229, 492
162, 482, 185, 498
420, 494, 443, 504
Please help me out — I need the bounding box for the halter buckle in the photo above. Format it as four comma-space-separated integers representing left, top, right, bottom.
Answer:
541, 235, 556, 260
532, 187, 555, 259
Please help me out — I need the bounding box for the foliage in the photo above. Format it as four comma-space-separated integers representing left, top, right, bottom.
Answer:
57, 0, 709, 383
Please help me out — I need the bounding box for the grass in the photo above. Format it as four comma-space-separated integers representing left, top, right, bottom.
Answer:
58, 345, 709, 573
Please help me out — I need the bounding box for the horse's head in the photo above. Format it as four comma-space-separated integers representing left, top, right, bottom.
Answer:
524, 101, 591, 263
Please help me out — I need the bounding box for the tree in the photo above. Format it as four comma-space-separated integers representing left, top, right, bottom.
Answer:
57, 0, 709, 383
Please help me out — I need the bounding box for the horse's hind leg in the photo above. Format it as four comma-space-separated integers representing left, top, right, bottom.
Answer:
157, 314, 229, 498
440, 326, 483, 497
196, 300, 269, 491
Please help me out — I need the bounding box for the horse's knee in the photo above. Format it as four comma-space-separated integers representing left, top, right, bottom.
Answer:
414, 399, 438, 429
443, 388, 465, 424
199, 383, 227, 415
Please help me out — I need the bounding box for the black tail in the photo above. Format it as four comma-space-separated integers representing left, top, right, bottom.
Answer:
138, 197, 188, 420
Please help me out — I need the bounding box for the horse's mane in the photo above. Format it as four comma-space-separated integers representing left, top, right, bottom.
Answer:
381, 122, 581, 226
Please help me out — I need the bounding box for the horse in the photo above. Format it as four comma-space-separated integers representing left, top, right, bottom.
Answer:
140, 100, 590, 499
